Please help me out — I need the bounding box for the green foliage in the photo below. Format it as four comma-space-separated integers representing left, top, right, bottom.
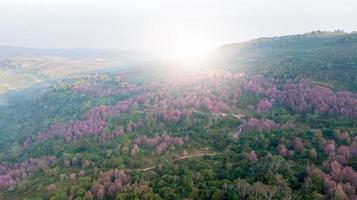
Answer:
217, 31, 357, 91
50, 189, 68, 200
1, 33, 357, 199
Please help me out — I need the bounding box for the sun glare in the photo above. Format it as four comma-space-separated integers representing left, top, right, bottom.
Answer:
157, 28, 216, 62
163, 40, 210, 60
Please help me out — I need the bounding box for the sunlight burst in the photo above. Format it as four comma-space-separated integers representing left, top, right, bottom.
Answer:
158, 28, 216, 61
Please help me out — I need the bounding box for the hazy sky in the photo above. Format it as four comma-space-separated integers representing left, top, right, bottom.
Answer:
0, 0, 356, 51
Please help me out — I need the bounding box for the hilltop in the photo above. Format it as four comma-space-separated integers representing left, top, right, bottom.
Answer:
213, 31, 357, 91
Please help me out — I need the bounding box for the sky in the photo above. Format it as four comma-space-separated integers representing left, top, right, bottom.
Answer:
0, 0, 356, 52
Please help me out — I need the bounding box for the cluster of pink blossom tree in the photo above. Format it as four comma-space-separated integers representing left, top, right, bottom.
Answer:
30, 71, 357, 155
255, 99, 273, 112
278, 82, 357, 118
30, 70, 244, 147
159, 109, 193, 123
278, 139, 306, 157
132, 135, 186, 155
307, 161, 357, 199
243, 117, 281, 132
314, 131, 357, 164
90, 169, 131, 199
99, 120, 143, 143
27, 101, 135, 146
244, 76, 357, 118
292, 137, 305, 154
133, 70, 242, 115
242, 75, 274, 95
201, 97, 229, 113
279, 131, 356, 162
248, 151, 258, 161
0, 156, 56, 191
288, 131, 357, 199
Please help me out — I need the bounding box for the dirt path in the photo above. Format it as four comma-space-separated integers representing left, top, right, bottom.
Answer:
172, 153, 218, 161
219, 112, 246, 141
125, 112, 244, 173
125, 152, 218, 172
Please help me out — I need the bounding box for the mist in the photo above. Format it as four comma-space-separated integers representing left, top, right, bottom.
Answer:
1, 0, 356, 51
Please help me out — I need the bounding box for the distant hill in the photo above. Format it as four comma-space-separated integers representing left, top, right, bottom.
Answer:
212, 31, 357, 91
0, 45, 146, 60
0, 46, 154, 96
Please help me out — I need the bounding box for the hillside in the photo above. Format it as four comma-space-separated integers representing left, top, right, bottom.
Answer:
212, 31, 357, 91
0, 32, 356, 200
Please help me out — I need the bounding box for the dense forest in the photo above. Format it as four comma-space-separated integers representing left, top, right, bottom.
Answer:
0, 31, 356, 200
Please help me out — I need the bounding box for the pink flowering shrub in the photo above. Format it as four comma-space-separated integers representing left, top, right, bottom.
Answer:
132, 135, 186, 155
0, 156, 56, 191
90, 169, 131, 199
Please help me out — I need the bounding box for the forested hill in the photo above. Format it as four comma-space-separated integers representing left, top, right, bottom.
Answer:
0, 32, 356, 199
212, 31, 357, 91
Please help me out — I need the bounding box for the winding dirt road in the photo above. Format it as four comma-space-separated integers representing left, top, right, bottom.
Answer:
125, 152, 218, 172
125, 112, 244, 173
